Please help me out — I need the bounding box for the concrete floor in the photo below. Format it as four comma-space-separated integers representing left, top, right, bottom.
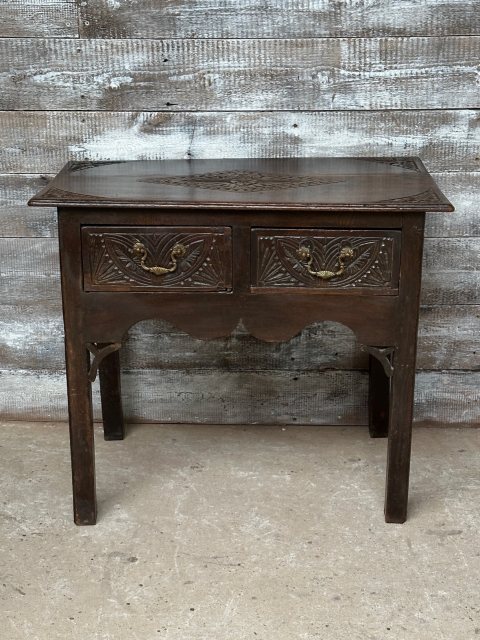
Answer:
1, 421, 479, 640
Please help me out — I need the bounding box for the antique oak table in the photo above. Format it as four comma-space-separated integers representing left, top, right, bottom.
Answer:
29, 157, 453, 525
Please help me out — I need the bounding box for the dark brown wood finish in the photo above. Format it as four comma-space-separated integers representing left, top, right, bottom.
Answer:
29, 157, 453, 525
98, 345, 125, 441
251, 229, 401, 294
58, 212, 96, 525
30, 157, 453, 211
82, 225, 232, 291
368, 354, 390, 438
385, 214, 426, 523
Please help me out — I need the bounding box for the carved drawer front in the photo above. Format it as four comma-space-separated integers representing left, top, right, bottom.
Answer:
252, 229, 401, 294
82, 226, 232, 292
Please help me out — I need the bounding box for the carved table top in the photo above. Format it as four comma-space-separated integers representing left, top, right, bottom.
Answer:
29, 157, 454, 212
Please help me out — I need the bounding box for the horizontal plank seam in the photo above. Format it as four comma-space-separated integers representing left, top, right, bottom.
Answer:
1, 108, 479, 115
0, 35, 81, 41
1, 35, 480, 41
2, 108, 480, 114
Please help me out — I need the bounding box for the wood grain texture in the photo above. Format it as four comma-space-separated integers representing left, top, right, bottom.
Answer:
83, 225, 233, 291
421, 238, 480, 304
0, 368, 478, 426
0, 1, 78, 38
418, 306, 480, 370
425, 173, 480, 238
0, 174, 56, 237
252, 229, 400, 293
1, 236, 477, 305
0, 239, 61, 307
2, 110, 478, 174
78, 0, 480, 39
1, 37, 479, 111
31, 157, 453, 211
421, 272, 480, 305
1, 306, 478, 373
3, 172, 478, 239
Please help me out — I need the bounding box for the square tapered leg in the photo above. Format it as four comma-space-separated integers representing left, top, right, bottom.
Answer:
98, 345, 125, 441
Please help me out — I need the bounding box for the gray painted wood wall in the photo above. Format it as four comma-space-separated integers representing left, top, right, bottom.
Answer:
0, 0, 479, 426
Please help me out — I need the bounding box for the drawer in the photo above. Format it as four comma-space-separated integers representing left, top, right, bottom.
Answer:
82, 226, 232, 292
251, 229, 401, 294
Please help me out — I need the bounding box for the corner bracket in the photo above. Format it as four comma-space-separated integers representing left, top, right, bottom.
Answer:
362, 346, 395, 378
86, 342, 122, 382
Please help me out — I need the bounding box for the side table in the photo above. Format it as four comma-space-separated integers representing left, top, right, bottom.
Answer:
29, 157, 454, 525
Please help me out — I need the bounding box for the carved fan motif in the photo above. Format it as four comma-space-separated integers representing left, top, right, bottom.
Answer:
365, 158, 422, 173
255, 234, 397, 290
374, 188, 444, 205
70, 161, 126, 172
138, 170, 346, 192
85, 230, 231, 291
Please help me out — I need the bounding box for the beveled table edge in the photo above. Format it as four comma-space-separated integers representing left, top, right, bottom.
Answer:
27, 157, 455, 213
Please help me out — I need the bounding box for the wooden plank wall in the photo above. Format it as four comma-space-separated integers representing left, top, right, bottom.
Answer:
0, 0, 479, 426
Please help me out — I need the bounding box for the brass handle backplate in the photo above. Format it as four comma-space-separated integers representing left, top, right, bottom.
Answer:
296, 244, 354, 280
133, 241, 187, 276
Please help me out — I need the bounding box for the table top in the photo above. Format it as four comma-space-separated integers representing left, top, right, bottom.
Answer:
29, 157, 454, 212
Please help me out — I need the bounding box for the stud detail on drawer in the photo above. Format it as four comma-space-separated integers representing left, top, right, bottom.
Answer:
82, 226, 232, 291
252, 230, 400, 293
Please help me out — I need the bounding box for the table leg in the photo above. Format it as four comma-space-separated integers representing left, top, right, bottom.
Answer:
383, 214, 424, 524
368, 354, 390, 438
65, 335, 96, 525
98, 345, 125, 441
384, 358, 416, 523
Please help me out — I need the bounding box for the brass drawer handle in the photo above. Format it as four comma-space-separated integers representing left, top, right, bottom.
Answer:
133, 241, 186, 276
296, 244, 354, 280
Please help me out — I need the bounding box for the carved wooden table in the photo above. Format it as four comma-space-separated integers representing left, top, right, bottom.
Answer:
29, 157, 453, 525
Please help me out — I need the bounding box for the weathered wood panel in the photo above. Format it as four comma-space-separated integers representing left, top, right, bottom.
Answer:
418, 306, 480, 370
0, 174, 56, 237
421, 238, 480, 304
0, 307, 63, 371
0, 238, 59, 276
414, 372, 480, 426
1, 306, 478, 373
425, 173, 480, 238
420, 272, 480, 305
0, 239, 61, 307
2, 171, 476, 239
423, 238, 480, 273
0, 368, 478, 426
0, 276, 61, 309
2, 110, 478, 174
2, 37, 479, 111
78, 0, 480, 39
0, 1, 78, 38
